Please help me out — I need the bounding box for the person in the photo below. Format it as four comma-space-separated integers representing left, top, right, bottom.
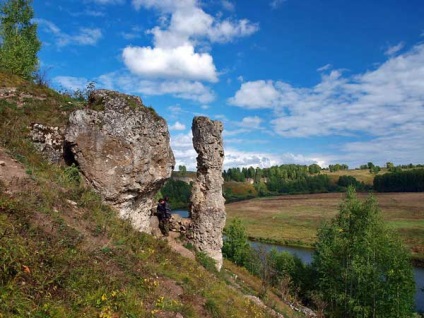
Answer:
164, 196, 172, 216
156, 198, 171, 236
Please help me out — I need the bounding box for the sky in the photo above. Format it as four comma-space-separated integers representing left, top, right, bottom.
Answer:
33, 0, 424, 170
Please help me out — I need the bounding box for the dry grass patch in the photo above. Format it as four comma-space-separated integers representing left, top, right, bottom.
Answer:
226, 192, 424, 260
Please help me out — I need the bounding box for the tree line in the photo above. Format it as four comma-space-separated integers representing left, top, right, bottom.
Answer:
374, 169, 424, 192
222, 163, 424, 202
223, 188, 415, 317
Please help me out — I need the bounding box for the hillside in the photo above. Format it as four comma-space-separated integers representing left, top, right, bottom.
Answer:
321, 168, 382, 185
0, 74, 301, 318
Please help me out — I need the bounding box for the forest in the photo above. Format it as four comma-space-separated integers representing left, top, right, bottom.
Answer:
164, 163, 424, 207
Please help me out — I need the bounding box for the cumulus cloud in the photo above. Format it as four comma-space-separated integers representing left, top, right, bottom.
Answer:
169, 121, 186, 131
170, 131, 326, 170
124, 0, 258, 82
35, 19, 102, 47
228, 80, 282, 108
230, 44, 424, 137
98, 72, 215, 103
224, 148, 326, 169
170, 131, 198, 170
122, 45, 218, 82
229, 44, 424, 166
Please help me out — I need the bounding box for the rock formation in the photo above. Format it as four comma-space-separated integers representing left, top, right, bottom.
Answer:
30, 123, 65, 163
65, 90, 175, 233
189, 116, 226, 270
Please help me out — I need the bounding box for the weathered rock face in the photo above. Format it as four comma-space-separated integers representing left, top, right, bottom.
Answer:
189, 116, 226, 270
30, 123, 65, 163
65, 89, 175, 233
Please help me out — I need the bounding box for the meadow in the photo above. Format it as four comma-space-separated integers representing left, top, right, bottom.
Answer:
225, 192, 424, 261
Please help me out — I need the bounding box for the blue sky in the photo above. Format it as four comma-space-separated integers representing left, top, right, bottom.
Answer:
33, 0, 424, 170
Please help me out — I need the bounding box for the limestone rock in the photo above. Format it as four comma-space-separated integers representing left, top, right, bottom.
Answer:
65, 89, 175, 233
30, 123, 65, 163
189, 116, 226, 270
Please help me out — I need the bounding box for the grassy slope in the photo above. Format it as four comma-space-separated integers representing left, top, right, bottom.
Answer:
321, 168, 383, 185
226, 192, 424, 261
0, 73, 300, 318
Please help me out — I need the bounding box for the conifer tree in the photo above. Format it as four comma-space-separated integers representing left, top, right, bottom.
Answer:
0, 0, 40, 79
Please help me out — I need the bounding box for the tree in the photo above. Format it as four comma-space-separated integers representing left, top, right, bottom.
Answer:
0, 0, 40, 79
178, 165, 187, 177
312, 187, 415, 318
222, 218, 252, 267
309, 163, 321, 174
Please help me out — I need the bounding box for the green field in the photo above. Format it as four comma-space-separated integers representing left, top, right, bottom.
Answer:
225, 192, 424, 260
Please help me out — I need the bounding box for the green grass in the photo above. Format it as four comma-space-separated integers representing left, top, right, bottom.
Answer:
0, 73, 297, 318
226, 192, 424, 260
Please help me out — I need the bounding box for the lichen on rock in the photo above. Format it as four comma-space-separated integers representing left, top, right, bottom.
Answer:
189, 116, 226, 270
30, 123, 65, 163
65, 89, 175, 233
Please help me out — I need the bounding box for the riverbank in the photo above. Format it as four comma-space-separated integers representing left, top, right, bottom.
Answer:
226, 192, 424, 265
248, 235, 424, 268
250, 239, 424, 313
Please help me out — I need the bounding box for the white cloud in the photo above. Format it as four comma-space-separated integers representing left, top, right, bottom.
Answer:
207, 19, 259, 43
35, 19, 102, 47
125, 0, 258, 82
169, 121, 186, 131
229, 44, 424, 166
223, 148, 326, 169
132, 0, 194, 12
317, 63, 332, 72
170, 131, 198, 170
53, 76, 90, 91
170, 131, 327, 171
230, 44, 424, 136
384, 42, 405, 56
270, 0, 286, 10
228, 80, 281, 108
238, 116, 263, 129
89, 0, 124, 4
70, 28, 102, 46
123, 45, 218, 82
98, 72, 215, 103
121, 26, 143, 40
221, 0, 235, 11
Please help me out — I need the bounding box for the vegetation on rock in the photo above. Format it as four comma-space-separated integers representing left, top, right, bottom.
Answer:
0, 73, 297, 317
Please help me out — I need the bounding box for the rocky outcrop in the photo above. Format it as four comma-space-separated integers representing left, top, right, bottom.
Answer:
189, 116, 226, 270
30, 123, 65, 163
65, 90, 175, 233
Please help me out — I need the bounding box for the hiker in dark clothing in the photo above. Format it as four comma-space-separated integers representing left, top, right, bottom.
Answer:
157, 198, 171, 236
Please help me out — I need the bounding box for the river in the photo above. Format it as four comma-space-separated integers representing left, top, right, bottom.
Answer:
173, 210, 424, 313
251, 241, 424, 313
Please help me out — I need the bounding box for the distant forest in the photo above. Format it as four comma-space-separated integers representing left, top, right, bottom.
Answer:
163, 163, 424, 207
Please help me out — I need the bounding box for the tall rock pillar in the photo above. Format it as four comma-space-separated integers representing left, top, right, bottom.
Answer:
189, 116, 226, 270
